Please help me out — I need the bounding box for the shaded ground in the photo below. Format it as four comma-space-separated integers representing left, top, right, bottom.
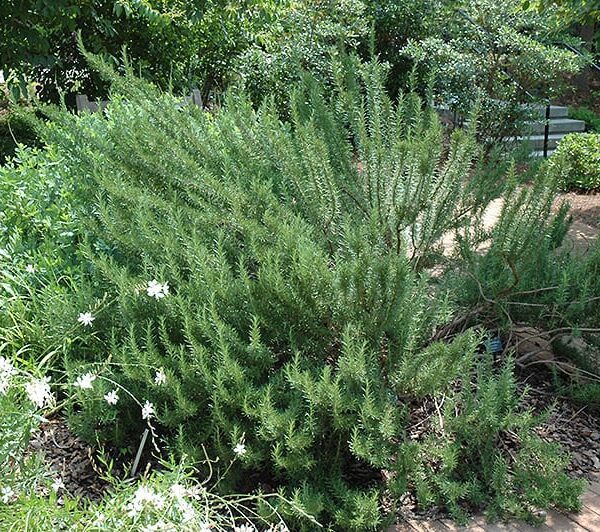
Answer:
28, 418, 120, 502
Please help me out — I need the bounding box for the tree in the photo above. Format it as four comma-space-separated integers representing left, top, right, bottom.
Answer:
0, 1, 284, 101
403, 0, 583, 145
527, 0, 600, 93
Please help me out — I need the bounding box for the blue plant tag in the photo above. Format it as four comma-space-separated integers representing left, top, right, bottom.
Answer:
485, 336, 503, 354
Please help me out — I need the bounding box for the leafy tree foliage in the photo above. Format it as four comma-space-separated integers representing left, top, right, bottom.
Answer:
0, 1, 284, 100
234, 0, 368, 110
403, 0, 583, 145
551, 132, 600, 190
1, 0, 588, 147
529, 0, 600, 26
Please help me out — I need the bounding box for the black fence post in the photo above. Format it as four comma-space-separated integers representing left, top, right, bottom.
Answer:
543, 103, 550, 158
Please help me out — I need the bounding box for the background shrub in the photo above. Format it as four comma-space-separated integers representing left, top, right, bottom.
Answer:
233, 0, 368, 110
552, 132, 600, 190
0, 0, 291, 102
0, 104, 40, 163
0, 141, 88, 371
363, 0, 442, 97
569, 105, 600, 133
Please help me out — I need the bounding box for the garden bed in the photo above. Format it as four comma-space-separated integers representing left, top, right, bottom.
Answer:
29, 364, 600, 523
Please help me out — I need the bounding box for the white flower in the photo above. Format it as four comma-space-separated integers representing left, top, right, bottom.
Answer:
77, 312, 95, 327
74, 372, 96, 390
0, 376, 10, 395
198, 523, 212, 532
25, 376, 54, 409
233, 442, 247, 456
0, 376, 10, 396
234, 525, 256, 532
141, 400, 155, 420
177, 499, 196, 523
141, 521, 175, 532
0, 357, 15, 376
126, 485, 165, 518
267, 524, 290, 532
51, 477, 65, 493
0, 356, 16, 395
184, 485, 204, 500
170, 483, 187, 500
25, 264, 35, 274
91, 512, 106, 526
154, 368, 166, 386
1, 486, 14, 503
147, 280, 169, 299
147, 280, 161, 298
104, 390, 119, 405
126, 501, 139, 519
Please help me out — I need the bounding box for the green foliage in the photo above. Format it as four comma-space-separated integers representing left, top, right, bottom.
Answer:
0, 145, 81, 263
560, 381, 600, 409
8, 54, 584, 529
395, 357, 584, 523
528, 0, 600, 27
0, 382, 48, 500
0, 1, 287, 101
234, 0, 368, 110
0, 142, 89, 372
551, 132, 600, 190
0, 455, 297, 531
551, 334, 600, 410
1, 0, 587, 146
0, 115, 38, 164
444, 165, 600, 338
403, 0, 583, 145
569, 105, 600, 133
0, 353, 313, 531
363, 0, 443, 96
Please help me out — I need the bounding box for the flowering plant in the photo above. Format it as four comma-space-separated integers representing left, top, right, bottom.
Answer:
0, 353, 312, 531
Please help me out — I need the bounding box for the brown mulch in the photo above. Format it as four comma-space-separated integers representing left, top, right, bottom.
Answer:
28, 419, 113, 502
527, 379, 600, 480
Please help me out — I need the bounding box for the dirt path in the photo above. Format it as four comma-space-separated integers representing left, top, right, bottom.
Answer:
555, 192, 600, 255
476, 191, 599, 255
